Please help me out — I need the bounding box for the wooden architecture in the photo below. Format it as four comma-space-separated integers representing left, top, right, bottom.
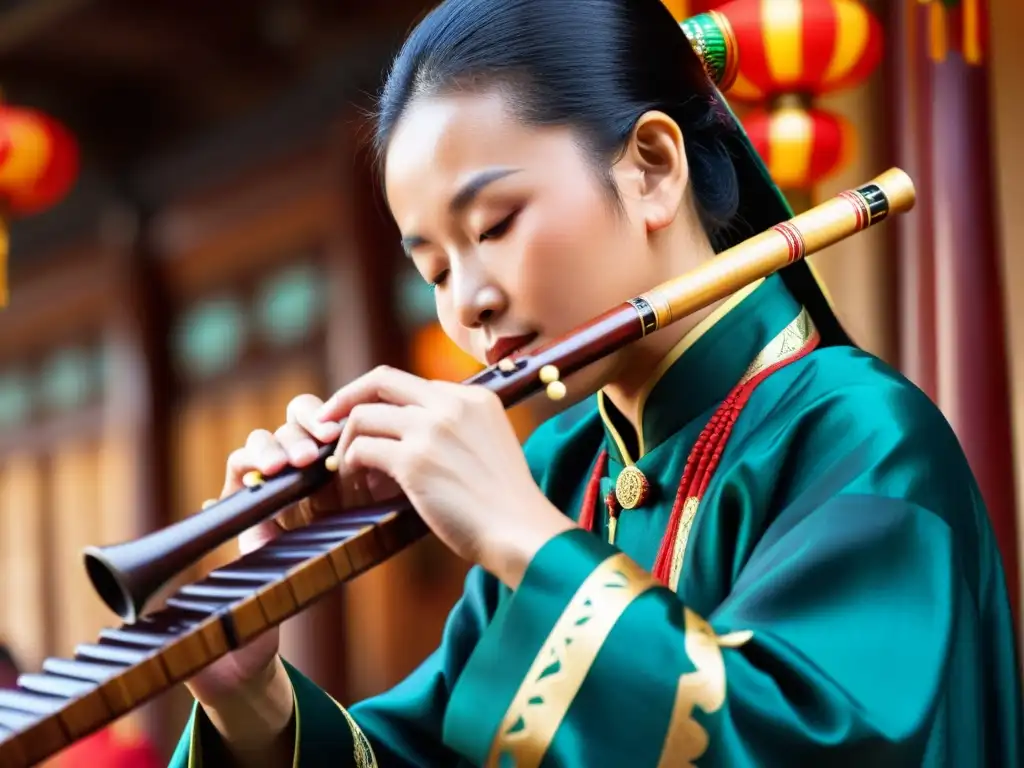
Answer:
0, 0, 522, 758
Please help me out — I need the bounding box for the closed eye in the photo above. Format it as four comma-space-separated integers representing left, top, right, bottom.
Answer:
429, 269, 450, 289
479, 209, 519, 243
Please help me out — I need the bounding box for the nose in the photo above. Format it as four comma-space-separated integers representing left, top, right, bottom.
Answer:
453, 267, 506, 329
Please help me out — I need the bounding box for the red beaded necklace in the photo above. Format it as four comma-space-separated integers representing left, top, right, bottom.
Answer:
577, 314, 820, 589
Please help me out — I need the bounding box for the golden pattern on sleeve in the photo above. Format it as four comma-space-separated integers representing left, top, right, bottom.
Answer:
187, 714, 201, 768
656, 609, 753, 768
331, 696, 378, 768
485, 553, 660, 768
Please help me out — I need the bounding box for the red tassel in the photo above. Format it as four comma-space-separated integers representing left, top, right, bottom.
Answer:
578, 328, 820, 588
577, 450, 608, 533
651, 404, 723, 582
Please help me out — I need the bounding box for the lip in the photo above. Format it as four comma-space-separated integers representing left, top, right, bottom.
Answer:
486, 333, 539, 366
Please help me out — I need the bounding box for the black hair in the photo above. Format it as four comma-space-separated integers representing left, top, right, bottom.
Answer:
374, 0, 741, 248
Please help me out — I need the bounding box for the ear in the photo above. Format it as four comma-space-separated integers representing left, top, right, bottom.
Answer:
618, 111, 689, 233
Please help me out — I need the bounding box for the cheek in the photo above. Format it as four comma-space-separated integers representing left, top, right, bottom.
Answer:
516, 188, 644, 325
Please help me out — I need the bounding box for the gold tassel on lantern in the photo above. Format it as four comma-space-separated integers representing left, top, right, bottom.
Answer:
962, 0, 982, 65
919, 0, 984, 65
923, 0, 949, 63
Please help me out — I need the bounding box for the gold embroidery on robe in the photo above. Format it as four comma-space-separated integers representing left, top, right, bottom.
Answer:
739, 307, 816, 386
656, 610, 753, 768
486, 553, 659, 768
668, 497, 701, 592
188, 716, 201, 768
331, 696, 378, 768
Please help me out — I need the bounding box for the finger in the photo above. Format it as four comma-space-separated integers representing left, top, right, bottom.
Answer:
222, 445, 267, 497
433, 379, 503, 409
273, 422, 323, 466
318, 366, 441, 422
336, 402, 425, 459
245, 429, 291, 476
218, 433, 294, 559
344, 435, 403, 477
222, 449, 250, 497
220, 444, 290, 555
286, 393, 340, 443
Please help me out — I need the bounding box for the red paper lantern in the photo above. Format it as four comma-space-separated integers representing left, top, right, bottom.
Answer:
0, 106, 79, 217
742, 104, 856, 189
0, 104, 79, 306
713, 0, 883, 102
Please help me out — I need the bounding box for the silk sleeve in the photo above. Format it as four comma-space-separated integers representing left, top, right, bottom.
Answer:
443, 494, 956, 768
167, 564, 502, 768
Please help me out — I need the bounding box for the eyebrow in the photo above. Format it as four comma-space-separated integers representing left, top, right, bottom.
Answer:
401, 167, 522, 254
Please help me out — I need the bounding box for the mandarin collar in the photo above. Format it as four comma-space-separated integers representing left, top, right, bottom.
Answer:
598, 275, 804, 465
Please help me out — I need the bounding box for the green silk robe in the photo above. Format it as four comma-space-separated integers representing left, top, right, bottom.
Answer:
170, 275, 1023, 767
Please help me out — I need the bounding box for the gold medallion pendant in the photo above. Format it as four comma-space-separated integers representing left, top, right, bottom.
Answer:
615, 465, 650, 510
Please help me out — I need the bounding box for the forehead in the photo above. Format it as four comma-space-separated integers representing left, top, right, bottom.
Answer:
383, 91, 578, 218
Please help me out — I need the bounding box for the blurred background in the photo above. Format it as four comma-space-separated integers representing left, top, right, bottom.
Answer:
0, 0, 1021, 762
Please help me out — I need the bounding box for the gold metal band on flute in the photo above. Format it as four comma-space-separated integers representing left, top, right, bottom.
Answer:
628, 296, 661, 336
637, 168, 915, 330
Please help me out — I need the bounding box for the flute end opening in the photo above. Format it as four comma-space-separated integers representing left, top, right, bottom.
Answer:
874, 168, 917, 215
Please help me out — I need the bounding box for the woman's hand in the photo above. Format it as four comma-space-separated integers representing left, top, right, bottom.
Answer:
321, 365, 576, 587
183, 365, 574, 747
183, 393, 402, 736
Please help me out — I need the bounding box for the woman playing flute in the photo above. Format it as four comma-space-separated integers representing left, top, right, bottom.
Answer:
169, 0, 1023, 765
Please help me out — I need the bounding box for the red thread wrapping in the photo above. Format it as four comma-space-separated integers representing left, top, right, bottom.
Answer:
577, 329, 820, 587
577, 450, 608, 533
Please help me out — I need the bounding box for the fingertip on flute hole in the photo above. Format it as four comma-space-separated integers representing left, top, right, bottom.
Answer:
242, 470, 265, 488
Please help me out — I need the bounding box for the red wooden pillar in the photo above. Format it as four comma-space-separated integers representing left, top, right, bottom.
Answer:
890, 0, 938, 401
930, 0, 1019, 621
890, 0, 1019, 621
